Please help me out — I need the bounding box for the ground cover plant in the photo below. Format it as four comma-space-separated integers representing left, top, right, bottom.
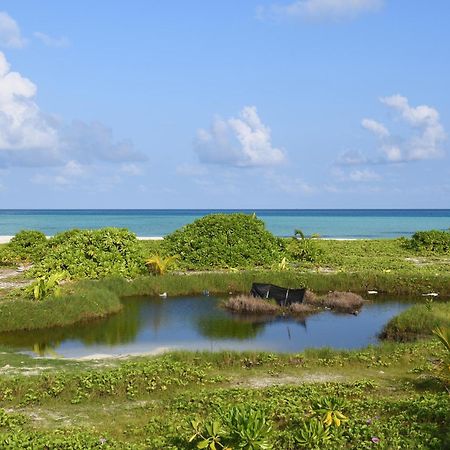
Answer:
0, 340, 448, 449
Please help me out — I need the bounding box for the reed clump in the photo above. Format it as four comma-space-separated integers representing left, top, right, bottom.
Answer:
289, 302, 318, 315
304, 290, 364, 313
223, 294, 280, 314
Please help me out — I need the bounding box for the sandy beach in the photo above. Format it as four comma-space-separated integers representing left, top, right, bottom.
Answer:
0, 236, 164, 244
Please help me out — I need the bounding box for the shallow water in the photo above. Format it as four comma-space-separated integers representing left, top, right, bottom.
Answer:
0, 296, 413, 358
1, 209, 449, 238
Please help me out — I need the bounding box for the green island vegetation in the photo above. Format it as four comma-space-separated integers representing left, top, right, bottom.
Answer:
0, 213, 449, 448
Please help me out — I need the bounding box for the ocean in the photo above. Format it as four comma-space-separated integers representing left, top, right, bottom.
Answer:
1, 209, 449, 239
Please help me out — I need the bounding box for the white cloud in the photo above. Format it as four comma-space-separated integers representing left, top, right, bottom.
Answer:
0, 12, 26, 48
0, 52, 59, 165
339, 95, 446, 165
261, 0, 383, 22
0, 51, 145, 169
380, 94, 446, 161
361, 118, 389, 138
195, 106, 286, 168
33, 32, 69, 48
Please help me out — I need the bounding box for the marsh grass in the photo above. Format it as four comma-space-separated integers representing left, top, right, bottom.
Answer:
381, 302, 450, 341
305, 290, 365, 313
223, 294, 279, 314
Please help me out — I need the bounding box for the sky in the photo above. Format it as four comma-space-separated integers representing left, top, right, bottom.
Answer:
0, 0, 449, 209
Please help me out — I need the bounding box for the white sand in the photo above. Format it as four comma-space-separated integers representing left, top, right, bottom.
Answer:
0, 235, 163, 244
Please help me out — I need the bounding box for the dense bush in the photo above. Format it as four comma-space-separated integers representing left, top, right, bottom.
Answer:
285, 229, 322, 263
0, 230, 48, 263
30, 228, 145, 279
408, 229, 450, 254
162, 213, 284, 269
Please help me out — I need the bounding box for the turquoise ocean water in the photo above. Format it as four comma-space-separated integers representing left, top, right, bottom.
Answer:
1, 210, 449, 239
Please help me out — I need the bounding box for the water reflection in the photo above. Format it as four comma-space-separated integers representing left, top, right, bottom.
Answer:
0, 295, 414, 358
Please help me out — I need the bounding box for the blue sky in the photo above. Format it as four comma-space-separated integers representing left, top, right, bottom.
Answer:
0, 0, 449, 208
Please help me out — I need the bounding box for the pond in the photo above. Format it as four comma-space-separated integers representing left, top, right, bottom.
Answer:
0, 296, 413, 358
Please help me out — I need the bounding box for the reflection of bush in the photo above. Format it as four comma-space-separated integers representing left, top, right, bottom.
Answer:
0, 300, 142, 352
196, 316, 267, 340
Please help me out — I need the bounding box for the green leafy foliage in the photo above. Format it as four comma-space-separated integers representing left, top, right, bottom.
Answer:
163, 213, 283, 270
30, 228, 145, 279
408, 229, 450, 254
225, 406, 273, 450
0, 230, 48, 264
25, 272, 66, 301
145, 254, 178, 275
285, 229, 322, 264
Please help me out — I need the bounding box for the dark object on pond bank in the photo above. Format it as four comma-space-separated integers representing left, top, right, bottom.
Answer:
250, 283, 306, 306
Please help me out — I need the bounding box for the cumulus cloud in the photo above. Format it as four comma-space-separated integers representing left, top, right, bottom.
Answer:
0, 51, 145, 169
259, 0, 383, 22
33, 32, 69, 48
0, 12, 26, 48
361, 118, 389, 138
339, 95, 446, 166
195, 106, 285, 168
379, 94, 446, 161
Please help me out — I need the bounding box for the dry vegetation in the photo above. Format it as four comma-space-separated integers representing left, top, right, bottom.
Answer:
304, 290, 365, 313
223, 294, 280, 314
223, 290, 365, 316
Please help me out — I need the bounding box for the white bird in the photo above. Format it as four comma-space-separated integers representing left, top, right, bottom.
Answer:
159, 292, 167, 298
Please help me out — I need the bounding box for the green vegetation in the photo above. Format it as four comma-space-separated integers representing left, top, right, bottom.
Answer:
0, 344, 448, 449
0, 230, 47, 264
162, 213, 283, 269
407, 229, 450, 254
29, 228, 145, 279
381, 302, 450, 341
0, 282, 122, 333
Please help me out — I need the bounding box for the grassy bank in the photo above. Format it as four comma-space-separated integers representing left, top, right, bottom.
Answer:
382, 301, 450, 341
0, 285, 122, 333
0, 341, 448, 449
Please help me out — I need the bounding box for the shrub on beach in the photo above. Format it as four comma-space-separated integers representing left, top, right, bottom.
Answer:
0, 230, 48, 263
163, 213, 283, 270
30, 228, 145, 279
407, 229, 450, 254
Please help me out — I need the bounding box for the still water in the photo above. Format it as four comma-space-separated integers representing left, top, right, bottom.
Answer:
0, 296, 412, 358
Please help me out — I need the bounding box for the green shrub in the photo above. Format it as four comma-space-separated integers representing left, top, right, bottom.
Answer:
285, 230, 322, 263
0, 230, 48, 263
30, 228, 145, 279
408, 230, 450, 254
162, 213, 283, 270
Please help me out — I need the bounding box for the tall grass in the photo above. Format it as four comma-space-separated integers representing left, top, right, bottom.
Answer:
381, 302, 450, 341
0, 286, 122, 333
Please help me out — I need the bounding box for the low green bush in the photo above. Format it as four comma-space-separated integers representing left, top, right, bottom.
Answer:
163, 213, 284, 270
408, 229, 450, 254
30, 228, 145, 279
0, 230, 48, 264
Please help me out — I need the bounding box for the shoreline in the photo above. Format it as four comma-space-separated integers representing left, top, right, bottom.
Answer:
0, 235, 164, 244
0, 235, 366, 244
